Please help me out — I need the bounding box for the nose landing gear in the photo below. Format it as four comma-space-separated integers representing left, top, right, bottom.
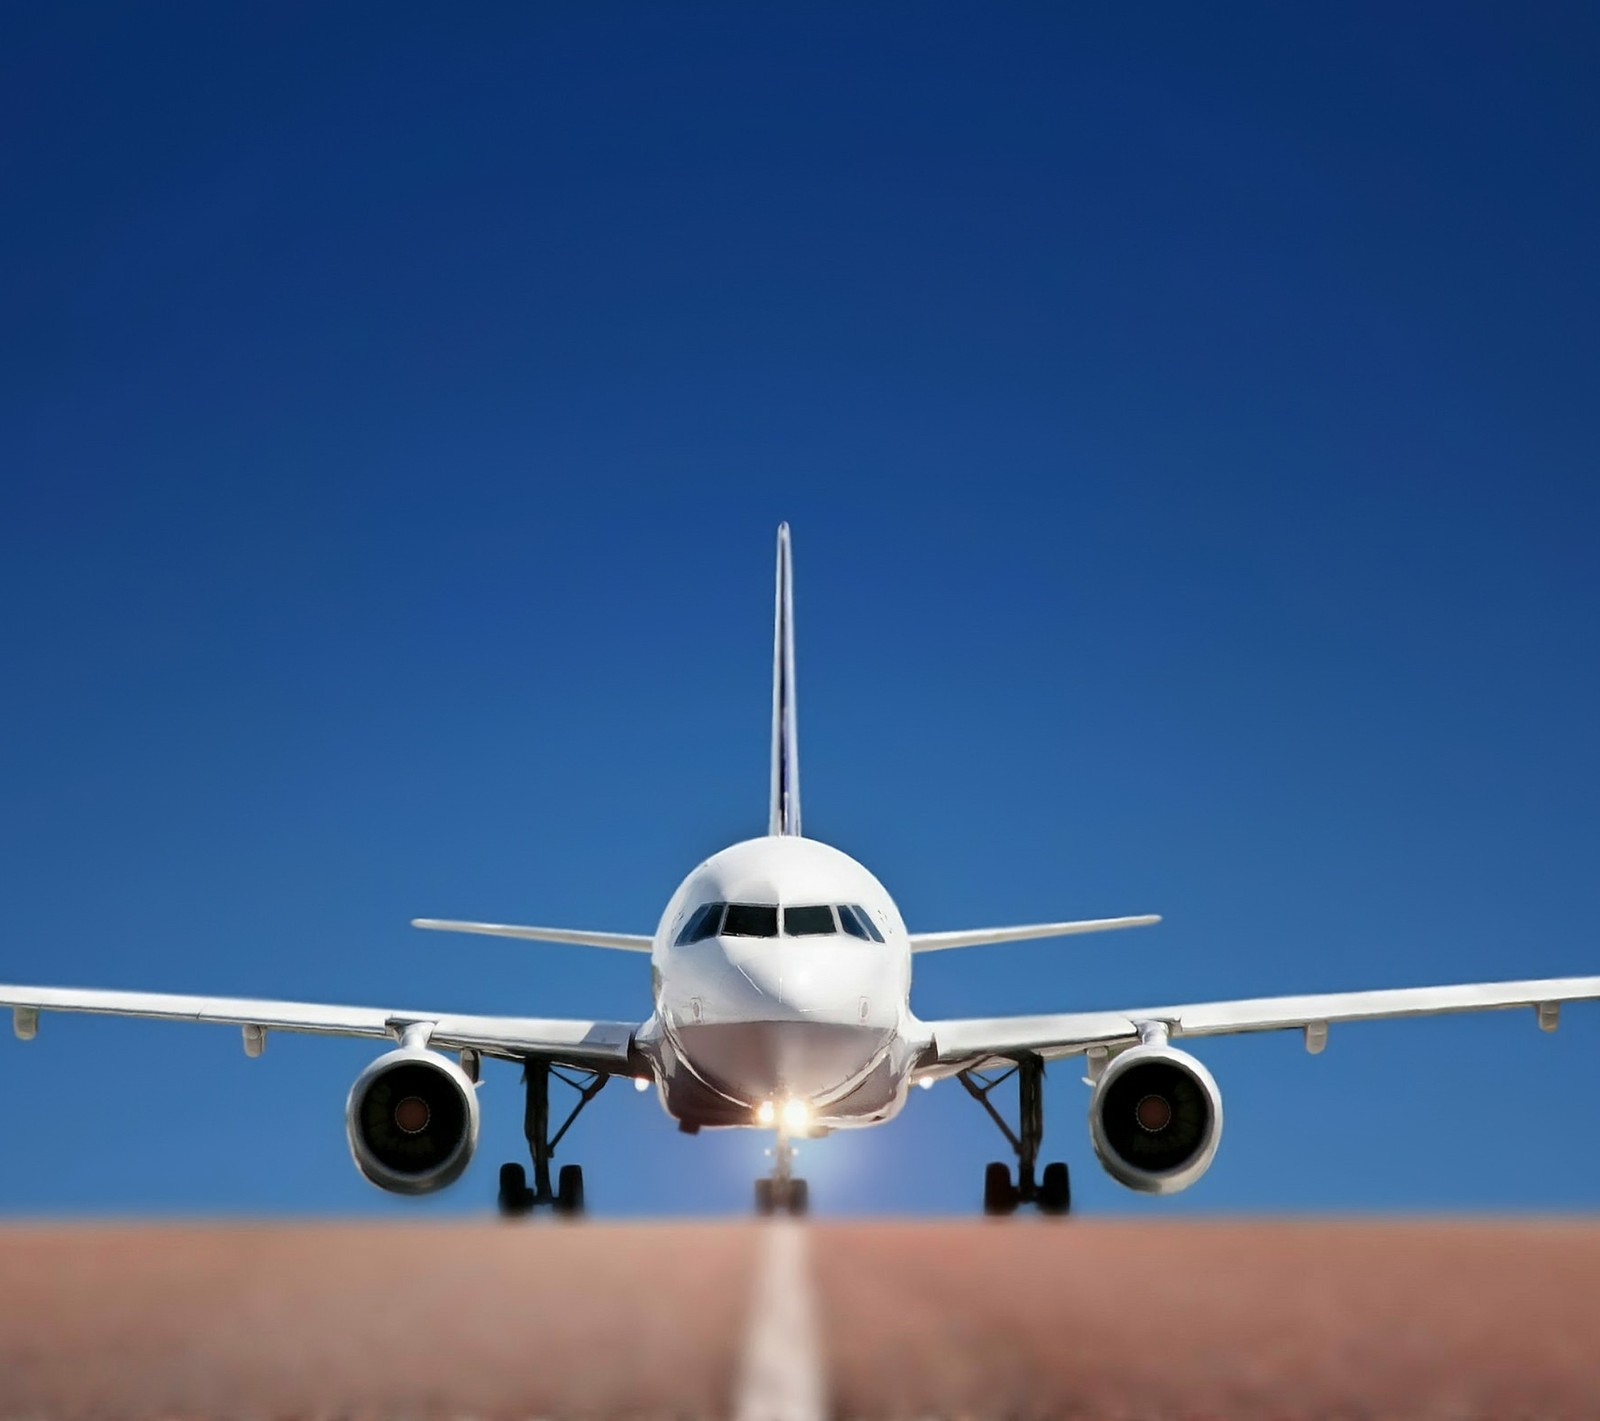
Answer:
960, 1055, 1072, 1216
755, 1130, 810, 1216
497, 1059, 607, 1217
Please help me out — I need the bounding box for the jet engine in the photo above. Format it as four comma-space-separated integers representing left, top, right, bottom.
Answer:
346, 1046, 480, 1195
1089, 1043, 1222, 1195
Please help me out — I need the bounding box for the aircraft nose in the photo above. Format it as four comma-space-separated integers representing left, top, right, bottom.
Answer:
722, 944, 854, 1015
674, 941, 893, 1105
728, 950, 786, 1005
675, 1012, 887, 1104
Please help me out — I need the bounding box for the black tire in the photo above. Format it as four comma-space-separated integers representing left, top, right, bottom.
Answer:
787, 1178, 810, 1217
497, 1162, 531, 1217
755, 1178, 776, 1216
983, 1161, 1017, 1216
1039, 1161, 1071, 1216
555, 1163, 585, 1216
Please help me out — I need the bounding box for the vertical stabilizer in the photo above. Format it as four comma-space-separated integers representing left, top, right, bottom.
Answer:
769, 522, 801, 836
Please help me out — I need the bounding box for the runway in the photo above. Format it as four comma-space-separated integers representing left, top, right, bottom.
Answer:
0, 1218, 1597, 1418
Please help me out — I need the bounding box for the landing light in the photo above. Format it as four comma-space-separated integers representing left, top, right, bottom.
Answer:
755, 1100, 776, 1126
918, 1077, 935, 1090
633, 1076, 651, 1093
780, 1098, 811, 1134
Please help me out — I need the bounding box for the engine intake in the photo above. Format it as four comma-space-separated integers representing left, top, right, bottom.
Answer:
1089, 1043, 1222, 1195
346, 1047, 479, 1195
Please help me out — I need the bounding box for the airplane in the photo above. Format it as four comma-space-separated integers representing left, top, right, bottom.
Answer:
4, 523, 1598, 1218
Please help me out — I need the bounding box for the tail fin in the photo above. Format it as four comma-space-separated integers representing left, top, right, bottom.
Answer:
768, 522, 801, 836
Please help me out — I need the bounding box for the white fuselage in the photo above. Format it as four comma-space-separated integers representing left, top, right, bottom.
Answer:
637, 836, 923, 1131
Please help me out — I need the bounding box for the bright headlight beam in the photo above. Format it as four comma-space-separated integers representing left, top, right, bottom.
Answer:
780, 1098, 811, 1134
755, 1100, 776, 1126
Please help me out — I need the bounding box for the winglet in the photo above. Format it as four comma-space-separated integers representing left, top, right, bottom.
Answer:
769, 522, 801, 836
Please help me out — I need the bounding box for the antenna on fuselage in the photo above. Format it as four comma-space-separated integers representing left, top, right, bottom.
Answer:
769, 522, 801, 837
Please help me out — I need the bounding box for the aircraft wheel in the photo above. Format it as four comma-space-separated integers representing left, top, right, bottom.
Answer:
497, 1162, 533, 1217
983, 1161, 1017, 1216
787, 1178, 810, 1217
554, 1163, 586, 1216
755, 1178, 776, 1215
1038, 1161, 1071, 1216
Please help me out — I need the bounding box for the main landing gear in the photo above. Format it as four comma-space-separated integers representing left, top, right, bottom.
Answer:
755, 1130, 810, 1217
498, 1059, 607, 1218
958, 1055, 1071, 1216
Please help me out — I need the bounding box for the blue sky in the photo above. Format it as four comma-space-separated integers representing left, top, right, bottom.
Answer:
1, 2, 1597, 1217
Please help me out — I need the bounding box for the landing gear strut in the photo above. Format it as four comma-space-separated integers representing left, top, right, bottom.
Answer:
958, 1055, 1071, 1216
755, 1130, 810, 1217
498, 1059, 607, 1217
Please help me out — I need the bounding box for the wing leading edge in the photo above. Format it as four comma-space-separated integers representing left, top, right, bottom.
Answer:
0, 983, 639, 1071
411, 911, 1163, 954
909, 915, 1161, 952
921, 974, 1600, 1073
411, 919, 654, 951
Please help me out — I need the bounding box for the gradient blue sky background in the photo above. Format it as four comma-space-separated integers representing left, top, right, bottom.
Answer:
3, 3, 1597, 1217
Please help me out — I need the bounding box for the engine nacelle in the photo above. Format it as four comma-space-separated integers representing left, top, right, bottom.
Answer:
1089, 1043, 1222, 1195
346, 1046, 480, 1195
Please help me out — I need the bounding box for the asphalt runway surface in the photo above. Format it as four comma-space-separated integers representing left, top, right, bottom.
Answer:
1, 1218, 1597, 1419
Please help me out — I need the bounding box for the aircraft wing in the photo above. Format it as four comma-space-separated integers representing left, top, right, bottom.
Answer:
0, 984, 639, 1071
920, 974, 1600, 1074
411, 919, 654, 951
909, 915, 1160, 952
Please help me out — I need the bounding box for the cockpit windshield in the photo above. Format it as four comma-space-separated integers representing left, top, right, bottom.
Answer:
722, 903, 780, 937
676, 900, 883, 943
782, 904, 836, 936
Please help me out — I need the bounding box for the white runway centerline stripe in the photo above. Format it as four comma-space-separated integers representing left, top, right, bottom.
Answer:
733, 1221, 826, 1421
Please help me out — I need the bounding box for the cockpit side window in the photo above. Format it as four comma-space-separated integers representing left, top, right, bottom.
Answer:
837, 904, 871, 940
677, 902, 725, 944
841, 904, 885, 942
722, 902, 779, 937
783, 904, 836, 936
